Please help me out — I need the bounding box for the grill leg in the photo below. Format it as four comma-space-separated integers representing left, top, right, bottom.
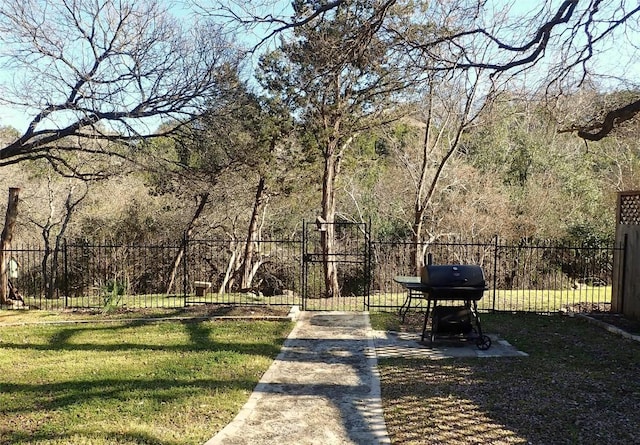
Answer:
421, 299, 434, 342
400, 290, 428, 322
470, 300, 492, 350
399, 289, 413, 322
470, 300, 482, 336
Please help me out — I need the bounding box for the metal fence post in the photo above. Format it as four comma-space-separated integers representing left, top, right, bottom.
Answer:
182, 232, 188, 306
63, 238, 68, 308
301, 221, 306, 311
492, 235, 499, 312
365, 218, 371, 310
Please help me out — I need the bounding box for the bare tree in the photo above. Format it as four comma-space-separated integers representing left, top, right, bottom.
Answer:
26, 178, 89, 299
386, 0, 640, 140
385, 67, 489, 272
0, 0, 238, 173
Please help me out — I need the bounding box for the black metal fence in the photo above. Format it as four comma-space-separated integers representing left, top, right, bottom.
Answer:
2, 236, 623, 313
373, 239, 621, 313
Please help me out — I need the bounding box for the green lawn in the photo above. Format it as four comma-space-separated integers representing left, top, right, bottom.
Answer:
0, 314, 294, 445
369, 286, 611, 313
21, 285, 611, 314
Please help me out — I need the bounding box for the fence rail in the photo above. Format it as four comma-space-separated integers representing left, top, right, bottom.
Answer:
2, 237, 622, 313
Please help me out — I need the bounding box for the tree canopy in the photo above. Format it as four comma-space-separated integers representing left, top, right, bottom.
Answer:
207, 0, 640, 142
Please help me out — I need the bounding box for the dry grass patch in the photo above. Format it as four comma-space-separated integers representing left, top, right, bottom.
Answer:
373, 312, 640, 445
0, 305, 291, 325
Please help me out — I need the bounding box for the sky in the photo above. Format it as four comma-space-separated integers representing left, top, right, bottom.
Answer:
0, 0, 285, 134
0, 0, 638, 135
0, 98, 24, 133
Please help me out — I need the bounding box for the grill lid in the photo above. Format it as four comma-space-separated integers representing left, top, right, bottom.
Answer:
420, 264, 485, 288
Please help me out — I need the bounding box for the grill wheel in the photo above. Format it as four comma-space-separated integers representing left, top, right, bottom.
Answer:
476, 334, 492, 350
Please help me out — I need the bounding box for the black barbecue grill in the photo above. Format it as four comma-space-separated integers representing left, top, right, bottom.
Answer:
394, 264, 491, 350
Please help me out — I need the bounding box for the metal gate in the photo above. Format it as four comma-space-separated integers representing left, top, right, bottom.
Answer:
301, 220, 371, 311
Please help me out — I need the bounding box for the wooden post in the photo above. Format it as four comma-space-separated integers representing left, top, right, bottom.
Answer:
613, 191, 640, 319
0, 188, 20, 304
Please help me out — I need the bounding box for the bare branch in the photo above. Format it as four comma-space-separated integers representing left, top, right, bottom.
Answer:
560, 97, 640, 141
223, 0, 640, 141
0, 0, 238, 169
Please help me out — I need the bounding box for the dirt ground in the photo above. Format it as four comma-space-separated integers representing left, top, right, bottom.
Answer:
60, 304, 293, 320
583, 312, 640, 335
564, 302, 640, 335
392, 302, 640, 337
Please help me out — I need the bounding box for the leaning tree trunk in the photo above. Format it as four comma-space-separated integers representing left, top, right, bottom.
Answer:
411, 140, 459, 273
41, 226, 54, 299
240, 176, 268, 289
410, 93, 469, 274
165, 192, 209, 294
0, 188, 20, 304
411, 210, 424, 275
411, 101, 435, 274
49, 187, 87, 299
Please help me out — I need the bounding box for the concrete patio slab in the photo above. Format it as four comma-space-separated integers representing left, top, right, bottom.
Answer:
372, 330, 529, 359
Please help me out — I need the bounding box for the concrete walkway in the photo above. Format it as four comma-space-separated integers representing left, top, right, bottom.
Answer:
205, 311, 527, 445
205, 311, 390, 445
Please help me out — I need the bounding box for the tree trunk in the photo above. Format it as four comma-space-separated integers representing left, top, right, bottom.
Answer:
410, 83, 473, 273
411, 112, 433, 274
0, 188, 20, 304
321, 149, 341, 298
166, 192, 209, 294
411, 212, 424, 275
42, 226, 54, 299
240, 176, 268, 289
219, 243, 240, 294
49, 187, 87, 299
